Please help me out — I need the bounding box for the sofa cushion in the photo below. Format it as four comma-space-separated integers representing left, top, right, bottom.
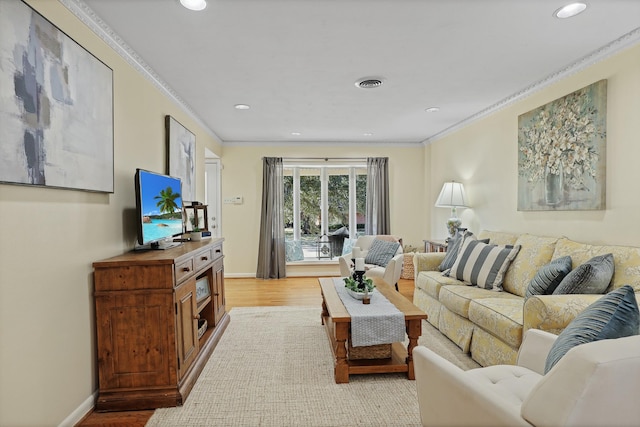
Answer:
449, 239, 521, 290
553, 253, 614, 295
552, 238, 640, 292
469, 298, 524, 348
364, 239, 400, 267
439, 285, 521, 319
416, 271, 464, 299
477, 230, 519, 246
525, 255, 572, 300
544, 285, 640, 374
502, 234, 559, 297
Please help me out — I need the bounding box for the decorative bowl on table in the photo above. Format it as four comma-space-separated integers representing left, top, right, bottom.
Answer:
343, 276, 376, 300
346, 288, 376, 300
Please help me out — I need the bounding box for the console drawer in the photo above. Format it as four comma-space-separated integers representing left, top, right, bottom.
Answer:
212, 244, 223, 260
194, 248, 214, 272
175, 257, 194, 283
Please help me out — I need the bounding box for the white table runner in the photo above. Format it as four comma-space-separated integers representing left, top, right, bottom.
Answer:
333, 278, 406, 347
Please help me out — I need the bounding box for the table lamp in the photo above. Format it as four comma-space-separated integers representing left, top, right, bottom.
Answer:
435, 181, 469, 238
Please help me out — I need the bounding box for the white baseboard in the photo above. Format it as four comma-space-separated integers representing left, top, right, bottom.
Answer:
59, 391, 96, 427
224, 272, 341, 278
224, 272, 256, 278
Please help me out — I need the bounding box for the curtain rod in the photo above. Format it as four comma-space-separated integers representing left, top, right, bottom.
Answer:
265, 157, 369, 161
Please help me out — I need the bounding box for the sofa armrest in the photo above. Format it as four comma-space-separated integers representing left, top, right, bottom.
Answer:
382, 253, 404, 286
516, 329, 558, 375
414, 346, 531, 426
523, 294, 603, 335
338, 255, 352, 277
413, 252, 446, 277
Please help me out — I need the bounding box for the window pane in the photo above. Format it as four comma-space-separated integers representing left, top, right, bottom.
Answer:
328, 172, 348, 233
299, 171, 320, 240
356, 170, 367, 236
283, 175, 293, 241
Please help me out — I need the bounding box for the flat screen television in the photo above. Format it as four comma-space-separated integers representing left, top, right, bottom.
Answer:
135, 168, 184, 250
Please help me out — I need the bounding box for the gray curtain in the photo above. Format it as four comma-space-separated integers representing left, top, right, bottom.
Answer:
365, 157, 390, 235
256, 157, 287, 279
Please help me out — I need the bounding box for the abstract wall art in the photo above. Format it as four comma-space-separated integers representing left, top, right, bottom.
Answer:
517, 80, 607, 211
166, 115, 196, 202
0, 0, 114, 193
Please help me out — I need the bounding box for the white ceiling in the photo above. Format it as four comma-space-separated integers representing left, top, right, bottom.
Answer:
72, 0, 640, 145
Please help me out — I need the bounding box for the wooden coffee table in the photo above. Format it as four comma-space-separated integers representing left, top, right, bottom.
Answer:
319, 277, 427, 383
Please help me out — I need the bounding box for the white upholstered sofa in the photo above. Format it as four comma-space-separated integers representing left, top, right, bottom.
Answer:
415, 328, 640, 426
338, 235, 404, 288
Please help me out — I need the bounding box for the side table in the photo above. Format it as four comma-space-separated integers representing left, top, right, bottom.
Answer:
423, 239, 448, 253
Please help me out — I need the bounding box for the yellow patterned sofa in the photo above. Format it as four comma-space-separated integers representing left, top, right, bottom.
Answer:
413, 230, 640, 367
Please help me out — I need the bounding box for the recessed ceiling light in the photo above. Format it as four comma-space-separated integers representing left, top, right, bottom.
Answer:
354, 77, 385, 89
363, 132, 373, 136
291, 132, 301, 136
234, 104, 250, 110
425, 107, 440, 113
180, 0, 207, 11
554, 2, 587, 19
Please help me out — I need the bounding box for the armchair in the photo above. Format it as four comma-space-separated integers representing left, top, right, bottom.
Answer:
338, 235, 404, 289
414, 329, 640, 426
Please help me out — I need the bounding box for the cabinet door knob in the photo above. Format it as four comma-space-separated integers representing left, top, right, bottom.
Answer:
201, 256, 208, 261
182, 267, 190, 272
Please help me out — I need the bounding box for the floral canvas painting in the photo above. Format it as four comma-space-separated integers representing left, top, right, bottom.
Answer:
518, 80, 607, 211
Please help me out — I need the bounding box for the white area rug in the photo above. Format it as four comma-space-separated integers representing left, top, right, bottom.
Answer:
147, 306, 478, 426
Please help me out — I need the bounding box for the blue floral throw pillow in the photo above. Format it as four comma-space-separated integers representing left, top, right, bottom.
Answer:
285, 240, 304, 262
342, 238, 358, 256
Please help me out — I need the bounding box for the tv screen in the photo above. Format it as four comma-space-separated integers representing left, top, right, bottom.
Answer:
135, 169, 184, 249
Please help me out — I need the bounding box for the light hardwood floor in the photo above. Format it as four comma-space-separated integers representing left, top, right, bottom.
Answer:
77, 277, 415, 426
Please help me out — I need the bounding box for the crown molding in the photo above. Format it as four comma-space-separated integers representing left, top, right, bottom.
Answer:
422, 27, 640, 145
59, 0, 223, 143
224, 140, 423, 148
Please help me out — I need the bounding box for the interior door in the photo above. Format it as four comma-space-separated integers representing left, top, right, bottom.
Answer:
205, 158, 221, 237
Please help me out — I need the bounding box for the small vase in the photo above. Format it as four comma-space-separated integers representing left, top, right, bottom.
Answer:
190, 231, 202, 241
544, 164, 563, 205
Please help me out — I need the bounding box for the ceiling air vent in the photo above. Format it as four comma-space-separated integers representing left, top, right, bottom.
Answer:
355, 77, 384, 89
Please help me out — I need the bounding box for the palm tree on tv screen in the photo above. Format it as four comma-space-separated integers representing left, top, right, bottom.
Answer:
154, 187, 181, 216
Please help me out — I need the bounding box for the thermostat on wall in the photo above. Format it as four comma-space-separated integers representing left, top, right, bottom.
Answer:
223, 196, 243, 204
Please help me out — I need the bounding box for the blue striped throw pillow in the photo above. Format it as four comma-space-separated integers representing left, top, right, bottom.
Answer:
449, 239, 521, 290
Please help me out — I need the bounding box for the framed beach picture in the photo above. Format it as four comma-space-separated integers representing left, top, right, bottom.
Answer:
195, 276, 211, 303
166, 115, 196, 202
0, 0, 114, 193
517, 80, 607, 211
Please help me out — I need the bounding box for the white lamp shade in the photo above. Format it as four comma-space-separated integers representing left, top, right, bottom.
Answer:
435, 181, 469, 208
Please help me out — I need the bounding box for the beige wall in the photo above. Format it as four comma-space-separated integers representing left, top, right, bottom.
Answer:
0, 1, 221, 425
1, 1, 638, 425
428, 43, 640, 247
220, 144, 427, 275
